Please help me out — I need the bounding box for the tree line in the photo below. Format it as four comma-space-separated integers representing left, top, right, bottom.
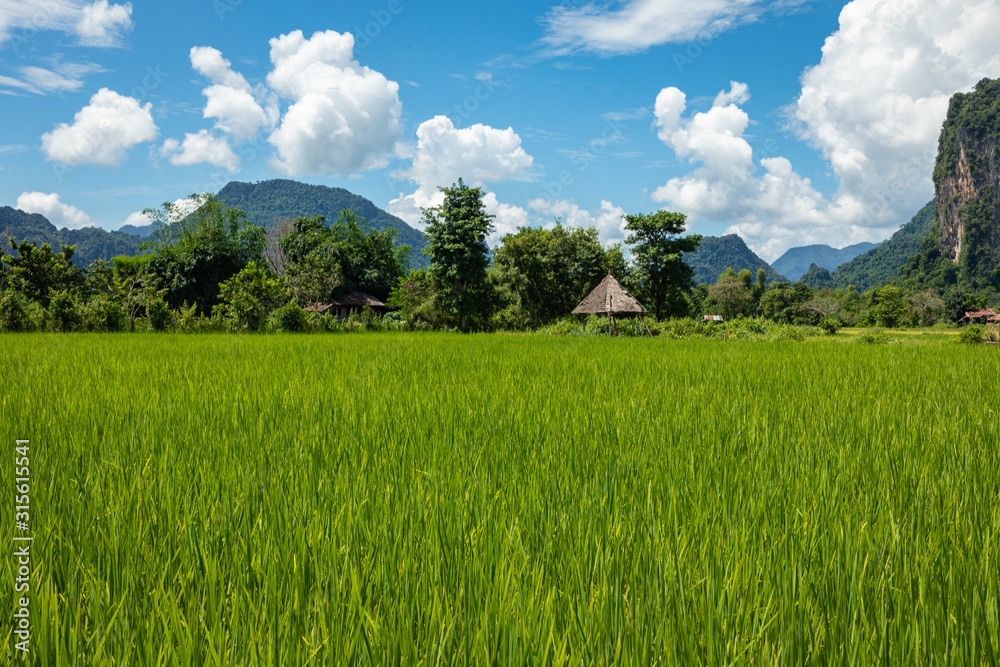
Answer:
0, 179, 991, 333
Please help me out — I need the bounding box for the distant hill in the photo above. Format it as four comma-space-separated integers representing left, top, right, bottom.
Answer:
772, 242, 878, 282
799, 263, 834, 289
0, 206, 143, 267
830, 200, 936, 290
683, 234, 787, 285
118, 223, 154, 237
215, 179, 427, 268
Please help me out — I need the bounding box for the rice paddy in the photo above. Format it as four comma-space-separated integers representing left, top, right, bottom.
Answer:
3, 333, 999, 664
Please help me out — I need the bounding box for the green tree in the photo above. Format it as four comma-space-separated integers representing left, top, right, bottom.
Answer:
422, 179, 494, 330
49, 291, 81, 332
217, 261, 287, 332
864, 286, 910, 328
2, 239, 83, 307
490, 223, 608, 327
708, 269, 753, 320
387, 269, 439, 327
623, 211, 701, 319
144, 195, 266, 314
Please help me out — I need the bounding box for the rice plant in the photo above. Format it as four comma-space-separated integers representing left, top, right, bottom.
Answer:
2, 333, 998, 664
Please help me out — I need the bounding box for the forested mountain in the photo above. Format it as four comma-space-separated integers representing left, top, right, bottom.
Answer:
772, 242, 878, 282
215, 180, 428, 268
683, 234, 787, 285
0, 206, 143, 267
829, 200, 936, 290
900, 77, 1000, 290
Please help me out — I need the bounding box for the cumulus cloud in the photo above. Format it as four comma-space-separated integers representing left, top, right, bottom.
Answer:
16, 191, 94, 229
41, 87, 158, 166
386, 115, 535, 233
650, 0, 1000, 259
190, 46, 277, 142
541, 0, 806, 55
0, 1, 133, 46
76, 0, 133, 46
528, 198, 629, 244
160, 130, 239, 170
266, 29, 402, 175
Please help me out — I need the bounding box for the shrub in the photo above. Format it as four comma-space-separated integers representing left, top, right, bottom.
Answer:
269, 301, 310, 332
818, 318, 840, 335
857, 328, 891, 345
49, 291, 81, 332
0, 291, 28, 332
147, 299, 172, 332
958, 325, 985, 345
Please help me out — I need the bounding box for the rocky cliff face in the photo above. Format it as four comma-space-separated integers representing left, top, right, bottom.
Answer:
933, 78, 1000, 281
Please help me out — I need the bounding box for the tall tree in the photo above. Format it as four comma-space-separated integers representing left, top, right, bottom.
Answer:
490, 223, 608, 326
422, 179, 494, 330
624, 211, 701, 319
143, 195, 266, 314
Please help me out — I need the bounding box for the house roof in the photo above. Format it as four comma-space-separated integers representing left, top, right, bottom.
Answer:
571, 274, 647, 316
703, 315, 724, 322
964, 308, 997, 319
304, 292, 386, 313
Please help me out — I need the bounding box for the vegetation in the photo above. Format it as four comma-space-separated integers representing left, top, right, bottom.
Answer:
216, 179, 428, 268
0, 205, 143, 268
625, 210, 702, 319
682, 233, 783, 286
771, 241, 876, 282
831, 200, 936, 290
3, 333, 998, 664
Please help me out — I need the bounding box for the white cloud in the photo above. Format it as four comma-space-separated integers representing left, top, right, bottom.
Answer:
0, 59, 105, 95
119, 209, 153, 229
650, 0, 1000, 259
41, 87, 158, 166
190, 46, 277, 142
16, 191, 94, 229
76, 0, 132, 46
528, 198, 629, 245
541, 0, 805, 55
266, 29, 402, 175
160, 130, 239, 170
387, 115, 535, 232
0, 1, 133, 46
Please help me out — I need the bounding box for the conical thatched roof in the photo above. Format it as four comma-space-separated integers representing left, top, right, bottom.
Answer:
572, 274, 647, 316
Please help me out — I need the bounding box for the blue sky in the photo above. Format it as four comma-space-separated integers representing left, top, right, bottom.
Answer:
1, 0, 998, 259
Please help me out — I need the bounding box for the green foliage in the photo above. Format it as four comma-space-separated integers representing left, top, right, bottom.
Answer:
799, 263, 834, 289
857, 328, 892, 345
84, 298, 128, 332
217, 261, 287, 332
386, 269, 438, 326
422, 179, 495, 330
863, 286, 909, 328
2, 238, 83, 307
0, 289, 29, 331
818, 317, 840, 335
682, 234, 784, 286
144, 195, 267, 314
834, 200, 936, 290
490, 223, 609, 327
0, 204, 144, 268
625, 210, 701, 319
146, 299, 172, 331
958, 324, 985, 345
49, 291, 81, 332
268, 300, 310, 332
707, 272, 753, 320
215, 178, 428, 269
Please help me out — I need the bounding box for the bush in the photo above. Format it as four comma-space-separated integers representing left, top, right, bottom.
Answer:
545, 317, 586, 336
0, 291, 29, 332
818, 317, 840, 335
49, 291, 81, 332
958, 325, 985, 345
857, 328, 891, 345
269, 301, 310, 332
86, 299, 128, 332
147, 299, 172, 332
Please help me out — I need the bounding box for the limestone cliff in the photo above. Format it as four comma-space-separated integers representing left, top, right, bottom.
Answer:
932, 77, 1000, 285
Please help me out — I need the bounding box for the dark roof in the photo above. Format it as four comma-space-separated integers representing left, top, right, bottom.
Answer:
331, 292, 385, 308
572, 274, 647, 316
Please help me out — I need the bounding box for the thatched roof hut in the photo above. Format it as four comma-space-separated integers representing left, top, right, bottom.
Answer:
572, 274, 651, 336
572, 274, 647, 316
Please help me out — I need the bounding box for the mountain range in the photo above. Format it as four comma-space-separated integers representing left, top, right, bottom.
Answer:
682, 234, 788, 285
771, 242, 878, 282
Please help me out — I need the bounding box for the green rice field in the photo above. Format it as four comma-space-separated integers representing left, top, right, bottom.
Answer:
3, 333, 999, 664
